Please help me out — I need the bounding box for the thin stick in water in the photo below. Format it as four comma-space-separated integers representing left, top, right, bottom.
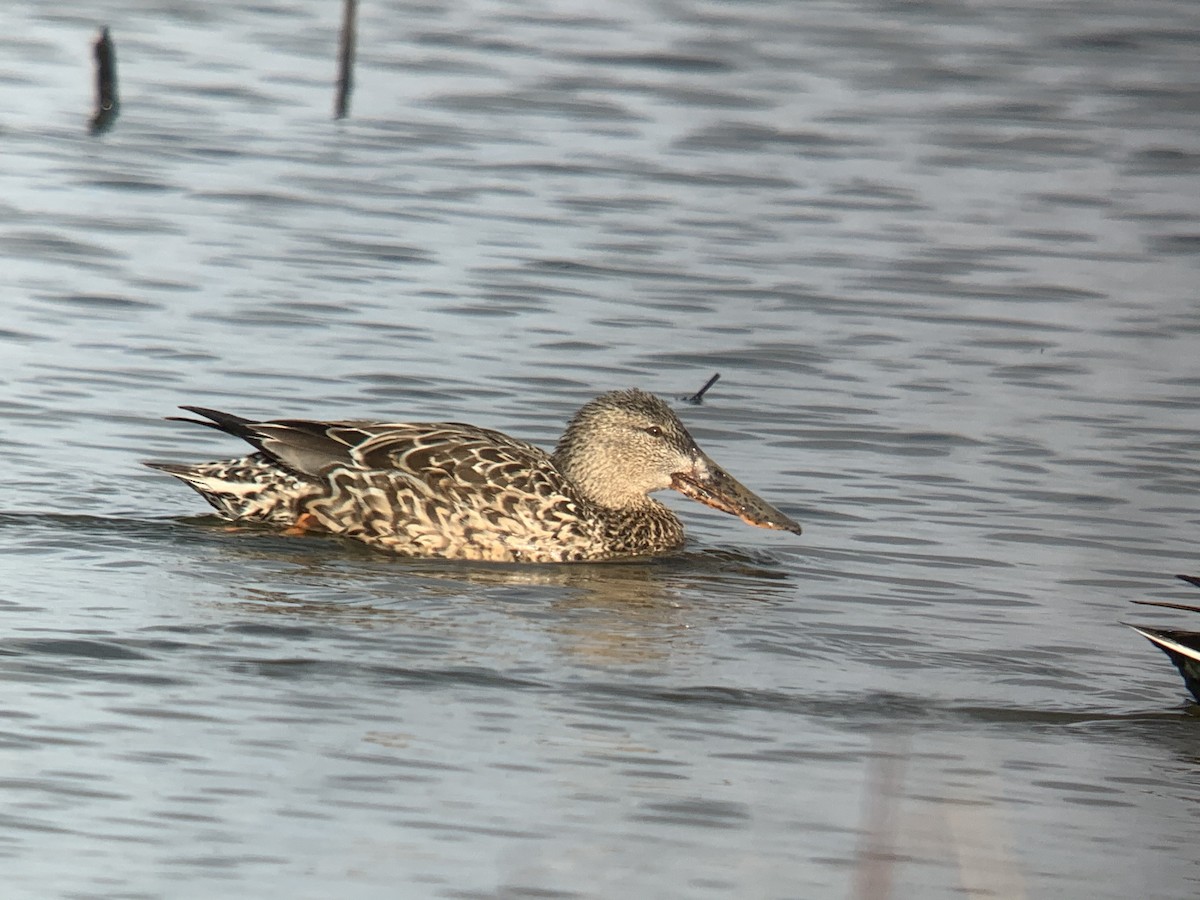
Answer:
680, 372, 720, 405
88, 26, 119, 135
334, 0, 358, 119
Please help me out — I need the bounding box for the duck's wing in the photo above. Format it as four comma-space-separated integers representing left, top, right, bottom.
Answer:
168, 411, 597, 559
304, 422, 594, 560
1124, 575, 1200, 615
1129, 600, 1200, 614
1127, 575, 1200, 703
332, 422, 570, 499
1127, 624, 1200, 703
172, 407, 362, 476
243, 417, 572, 500
175, 408, 567, 495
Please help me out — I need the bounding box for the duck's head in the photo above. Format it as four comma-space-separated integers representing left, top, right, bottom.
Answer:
552, 388, 802, 534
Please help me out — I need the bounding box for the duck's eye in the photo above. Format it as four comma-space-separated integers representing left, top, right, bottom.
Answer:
643, 425, 664, 438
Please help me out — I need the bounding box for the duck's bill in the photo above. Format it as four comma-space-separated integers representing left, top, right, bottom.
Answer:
671, 455, 802, 535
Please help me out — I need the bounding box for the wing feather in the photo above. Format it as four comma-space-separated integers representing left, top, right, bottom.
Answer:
168, 411, 609, 560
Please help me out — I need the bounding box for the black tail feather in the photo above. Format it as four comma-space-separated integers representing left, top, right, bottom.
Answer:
165, 406, 278, 459
163, 407, 349, 477
171, 406, 255, 434
1131, 600, 1200, 615
173, 405, 273, 441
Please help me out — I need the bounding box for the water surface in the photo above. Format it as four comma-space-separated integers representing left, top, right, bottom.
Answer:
2, 1, 1200, 897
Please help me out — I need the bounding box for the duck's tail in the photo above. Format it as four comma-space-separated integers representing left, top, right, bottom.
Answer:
145, 455, 315, 525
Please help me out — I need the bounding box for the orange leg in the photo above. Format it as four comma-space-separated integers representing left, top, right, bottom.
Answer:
282, 512, 320, 536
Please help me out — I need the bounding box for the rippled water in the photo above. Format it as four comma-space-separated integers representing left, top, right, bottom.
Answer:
3, 0, 1200, 897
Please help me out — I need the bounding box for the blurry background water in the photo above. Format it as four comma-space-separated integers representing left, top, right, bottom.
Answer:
2, 0, 1199, 897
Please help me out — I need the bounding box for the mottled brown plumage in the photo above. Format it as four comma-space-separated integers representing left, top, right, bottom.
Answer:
146, 389, 802, 562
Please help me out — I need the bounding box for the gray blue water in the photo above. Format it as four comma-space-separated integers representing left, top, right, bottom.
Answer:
3, 1, 1200, 897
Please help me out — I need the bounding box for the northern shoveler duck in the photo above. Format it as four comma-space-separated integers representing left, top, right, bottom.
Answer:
1128, 574, 1200, 703
146, 388, 803, 563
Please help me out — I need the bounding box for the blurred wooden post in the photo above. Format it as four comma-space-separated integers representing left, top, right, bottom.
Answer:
334, 0, 358, 119
852, 734, 908, 900
89, 26, 119, 135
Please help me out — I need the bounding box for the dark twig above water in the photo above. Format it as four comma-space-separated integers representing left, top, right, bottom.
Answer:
680, 372, 720, 405
88, 27, 119, 135
334, 0, 358, 119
